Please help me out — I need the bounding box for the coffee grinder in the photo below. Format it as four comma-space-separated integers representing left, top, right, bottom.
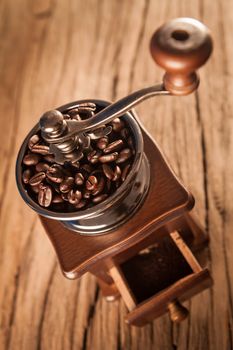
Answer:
16, 18, 213, 325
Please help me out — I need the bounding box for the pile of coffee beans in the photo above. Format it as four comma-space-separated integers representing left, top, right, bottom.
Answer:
22, 104, 135, 212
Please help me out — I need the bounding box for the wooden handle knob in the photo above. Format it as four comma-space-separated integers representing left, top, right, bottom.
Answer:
150, 18, 213, 95
168, 300, 189, 323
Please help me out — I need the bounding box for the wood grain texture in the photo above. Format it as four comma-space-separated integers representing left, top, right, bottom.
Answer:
0, 0, 232, 349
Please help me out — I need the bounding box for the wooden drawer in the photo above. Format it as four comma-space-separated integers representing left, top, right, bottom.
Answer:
109, 231, 212, 326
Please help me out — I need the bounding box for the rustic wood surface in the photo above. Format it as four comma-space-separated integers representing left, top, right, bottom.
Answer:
0, 0, 232, 349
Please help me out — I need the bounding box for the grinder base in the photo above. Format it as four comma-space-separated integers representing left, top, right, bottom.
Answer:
39, 122, 212, 325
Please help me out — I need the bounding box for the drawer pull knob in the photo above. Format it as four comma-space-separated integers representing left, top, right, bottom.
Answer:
168, 300, 189, 322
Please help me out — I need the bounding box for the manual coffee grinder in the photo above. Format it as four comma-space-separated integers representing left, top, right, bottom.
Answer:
16, 18, 213, 325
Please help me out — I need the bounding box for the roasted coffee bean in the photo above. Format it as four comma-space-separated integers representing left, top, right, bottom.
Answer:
92, 176, 105, 196
30, 184, 40, 193
71, 161, 80, 169
29, 172, 46, 186
38, 185, 52, 207
61, 193, 69, 201
78, 109, 94, 118
112, 166, 121, 181
127, 136, 134, 148
46, 179, 60, 193
67, 108, 79, 116
44, 154, 55, 163
87, 150, 101, 164
83, 189, 92, 199
99, 152, 118, 163
86, 175, 98, 191
47, 167, 64, 183
81, 164, 93, 173
36, 162, 50, 172
75, 172, 84, 185
116, 148, 132, 164
102, 164, 114, 180
78, 102, 96, 111
22, 169, 32, 184
121, 164, 131, 181
120, 128, 129, 139
103, 140, 123, 154
60, 177, 74, 193
75, 199, 87, 209
28, 134, 40, 150
92, 194, 108, 204
52, 194, 64, 204
23, 153, 40, 166
63, 114, 71, 120
68, 189, 82, 205
97, 136, 109, 150
67, 108, 82, 120
30, 144, 50, 155
111, 118, 125, 132
72, 114, 82, 121
106, 179, 111, 192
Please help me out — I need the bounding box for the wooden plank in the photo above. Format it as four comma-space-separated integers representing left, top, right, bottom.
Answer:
109, 265, 137, 311
0, 0, 232, 349
170, 231, 202, 273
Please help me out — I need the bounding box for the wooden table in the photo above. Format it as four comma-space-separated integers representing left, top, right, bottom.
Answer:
0, 1, 232, 349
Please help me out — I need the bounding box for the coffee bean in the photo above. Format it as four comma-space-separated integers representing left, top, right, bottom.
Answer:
36, 162, 50, 172
99, 152, 118, 163
96, 136, 109, 150
92, 176, 105, 196
72, 114, 82, 121
121, 164, 131, 181
61, 193, 69, 201
103, 140, 123, 154
81, 164, 93, 173
60, 177, 74, 193
29, 172, 46, 186
63, 114, 71, 120
31, 144, 50, 155
112, 166, 121, 181
44, 154, 55, 163
68, 189, 82, 205
83, 189, 92, 199
120, 128, 130, 139
38, 185, 52, 207
75, 172, 84, 185
78, 109, 94, 118
47, 167, 64, 183
75, 199, 87, 209
106, 179, 111, 192
67, 108, 81, 120
86, 175, 98, 191
28, 134, 40, 150
71, 161, 80, 169
30, 184, 40, 193
46, 178, 61, 193
52, 194, 64, 203
92, 194, 108, 204
87, 150, 101, 164
102, 164, 114, 180
127, 136, 134, 148
116, 148, 132, 164
23, 153, 40, 166
111, 118, 125, 132
22, 169, 32, 184
78, 102, 96, 111
46, 170, 63, 183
